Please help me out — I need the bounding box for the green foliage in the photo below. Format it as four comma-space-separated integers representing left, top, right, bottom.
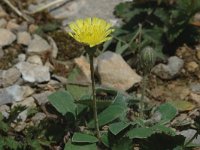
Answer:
48, 90, 76, 116
64, 142, 97, 150
155, 102, 177, 124
72, 132, 98, 143
110, 0, 200, 68
0, 106, 52, 150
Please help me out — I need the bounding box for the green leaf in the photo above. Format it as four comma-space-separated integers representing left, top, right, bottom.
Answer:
64, 142, 97, 150
109, 122, 130, 135
88, 93, 128, 128
67, 67, 91, 100
168, 100, 195, 112
156, 103, 177, 124
127, 124, 176, 139
4, 137, 21, 150
101, 132, 110, 147
72, 133, 98, 143
112, 137, 132, 150
115, 43, 129, 54
127, 127, 154, 139
48, 90, 76, 116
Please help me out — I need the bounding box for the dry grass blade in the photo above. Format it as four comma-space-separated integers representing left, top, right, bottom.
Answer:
29, 0, 69, 14
2, 0, 32, 22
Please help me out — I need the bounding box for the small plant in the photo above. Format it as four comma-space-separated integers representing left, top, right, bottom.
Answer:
104, 0, 200, 67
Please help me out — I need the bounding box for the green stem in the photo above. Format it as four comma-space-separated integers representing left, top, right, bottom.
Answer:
89, 54, 101, 140
140, 74, 147, 118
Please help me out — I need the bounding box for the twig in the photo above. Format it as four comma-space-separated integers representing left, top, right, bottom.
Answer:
29, 0, 68, 14
2, 0, 31, 22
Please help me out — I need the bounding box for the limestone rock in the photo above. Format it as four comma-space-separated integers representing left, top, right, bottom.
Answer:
12, 97, 36, 108
152, 56, 184, 79
0, 67, 21, 87
27, 55, 43, 65
97, 51, 142, 91
17, 31, 31, 46
16, 61, 50, 83
0, 29, 16, 47
33, 91, 52, 105
27, 34, 51, 54
5, 85, 27, 102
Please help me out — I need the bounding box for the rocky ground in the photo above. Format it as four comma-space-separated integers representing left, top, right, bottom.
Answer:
0, 0, 200, 149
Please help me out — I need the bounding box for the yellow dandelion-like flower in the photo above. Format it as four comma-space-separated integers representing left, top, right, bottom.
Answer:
68, 17, 114, 47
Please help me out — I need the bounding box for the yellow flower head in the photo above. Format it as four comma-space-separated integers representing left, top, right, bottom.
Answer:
68, 17, 114, 47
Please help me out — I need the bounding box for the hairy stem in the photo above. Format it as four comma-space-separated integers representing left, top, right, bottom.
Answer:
140, 74, 147, 118
89, 54, 101, 140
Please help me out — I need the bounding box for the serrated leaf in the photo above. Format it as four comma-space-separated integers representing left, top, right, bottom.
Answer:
156, 103, 177, 124
168, 100, 195, 112
109, 122, 130, 135
64, 142, 97, 150
88, 93, 128, 128
72, 133, 98, 143
48, 90, 76, 116
127, 124, 175, 139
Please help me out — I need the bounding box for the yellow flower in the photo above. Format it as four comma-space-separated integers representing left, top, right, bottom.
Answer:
68, 17, 114, 47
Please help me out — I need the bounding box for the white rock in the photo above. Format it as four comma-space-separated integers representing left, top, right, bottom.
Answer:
12, 97, 36, 108
33, 91, 52, 105
0, 29, 16, 47
16, 61, 50, 83
97, 51, 142, 91
0, 67, 21, 87
27, 34, 51, 54
5, 85, 26, 102
179, 129, 200, 145
17, 109, 28, 122
18, 54, 26, 62
17, 31, 31, 45
0, 88, 14, 105
152, 56, 184, 79
31, 112, 46, 125
27, 55, 43, 65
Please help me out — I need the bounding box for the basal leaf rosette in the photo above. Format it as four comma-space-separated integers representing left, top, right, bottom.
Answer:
68, 17, 114, 47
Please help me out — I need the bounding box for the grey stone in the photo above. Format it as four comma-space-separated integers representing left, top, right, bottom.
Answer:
0, 67, 21, 87
97, 51, 142, 91
27, 55, 43, 65
33, 91, 52, 105
17, 31, 31, 45
179, 129, 200, 145
31, 112, 46, 125
152, 56, 184, 79
12, 97, 36, 108
190, 83, 200, 94
0, 29, 16, 47
18, 54, 26, 62
27, 34, 51, 54
16, 61, 50, 83
5, 85, 26, 102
